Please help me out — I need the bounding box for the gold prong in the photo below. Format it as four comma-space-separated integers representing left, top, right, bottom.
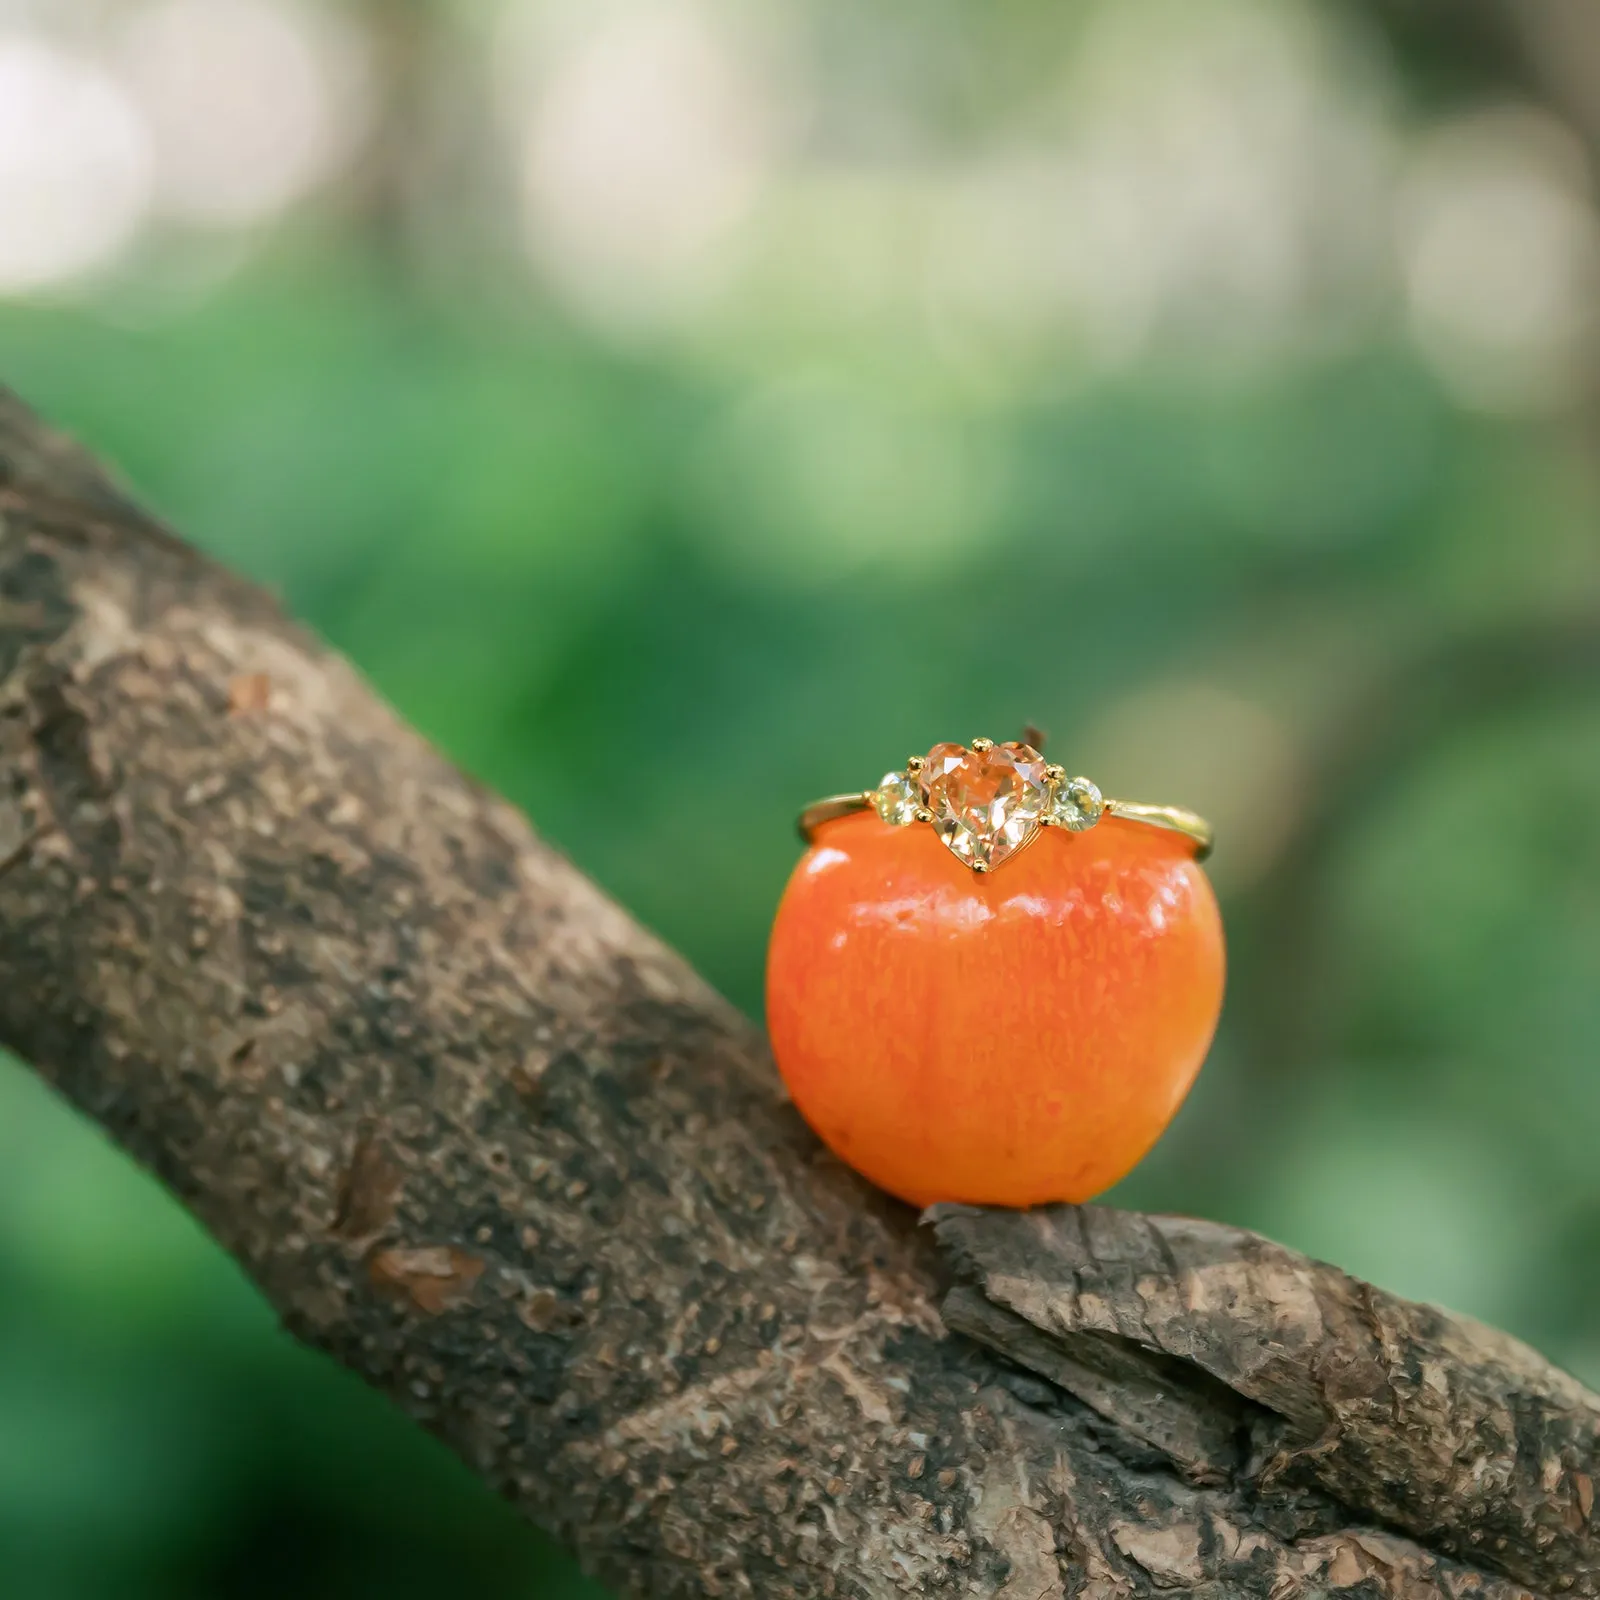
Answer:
905, 755, 925, 773
972, 860, 990, 873
1044, 763, 1065, 783
970, 736, 994, 752
914, 807, 933, 824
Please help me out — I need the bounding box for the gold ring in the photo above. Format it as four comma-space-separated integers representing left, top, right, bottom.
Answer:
797, 737, 1212, 873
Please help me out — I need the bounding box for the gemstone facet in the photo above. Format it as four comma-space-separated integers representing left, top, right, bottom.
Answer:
921, 740, 1048, 870
1048, 774, 1105, 832
872, 770, 920, 826
918, 742, 967, 804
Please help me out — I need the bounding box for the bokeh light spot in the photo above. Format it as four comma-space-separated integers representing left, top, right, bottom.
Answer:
119, 0, 368, 229
1399, 106, 1600, 415
0, 32, 151, 294
1080, 682, 1303, 892
503, 0, 779, 330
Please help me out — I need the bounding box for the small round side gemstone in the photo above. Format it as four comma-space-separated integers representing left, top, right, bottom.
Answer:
1048, 775, 1105, 832
872, 770, 920, 826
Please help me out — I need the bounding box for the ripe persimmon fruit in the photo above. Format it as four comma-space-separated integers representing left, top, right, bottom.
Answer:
766, 810, 1224, 1207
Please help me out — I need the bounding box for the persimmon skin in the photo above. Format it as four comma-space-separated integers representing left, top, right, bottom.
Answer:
765, 812, 1224, 1208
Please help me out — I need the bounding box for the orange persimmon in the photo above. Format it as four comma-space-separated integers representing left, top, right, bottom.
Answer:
765, 811, 1224, 1208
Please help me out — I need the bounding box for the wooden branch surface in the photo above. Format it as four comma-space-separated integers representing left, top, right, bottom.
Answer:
0, 388, 1594, 1599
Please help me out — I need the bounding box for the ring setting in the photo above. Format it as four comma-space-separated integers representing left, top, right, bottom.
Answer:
799, 737, 1212, 873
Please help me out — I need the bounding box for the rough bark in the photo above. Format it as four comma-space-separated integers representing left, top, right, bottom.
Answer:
937, 1207, 1600, 1594
0, 387, 1594, 1599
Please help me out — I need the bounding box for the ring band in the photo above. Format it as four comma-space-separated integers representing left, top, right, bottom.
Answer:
797, 737, 1212, 873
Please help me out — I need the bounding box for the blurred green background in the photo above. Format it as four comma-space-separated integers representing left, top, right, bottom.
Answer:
3, 0, 1600, 1593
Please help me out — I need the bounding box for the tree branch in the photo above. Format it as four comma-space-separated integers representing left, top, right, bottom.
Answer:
0, 388, 1593, 1598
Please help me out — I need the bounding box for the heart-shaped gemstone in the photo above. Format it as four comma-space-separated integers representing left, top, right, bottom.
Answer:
920, 741, 1048, 870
